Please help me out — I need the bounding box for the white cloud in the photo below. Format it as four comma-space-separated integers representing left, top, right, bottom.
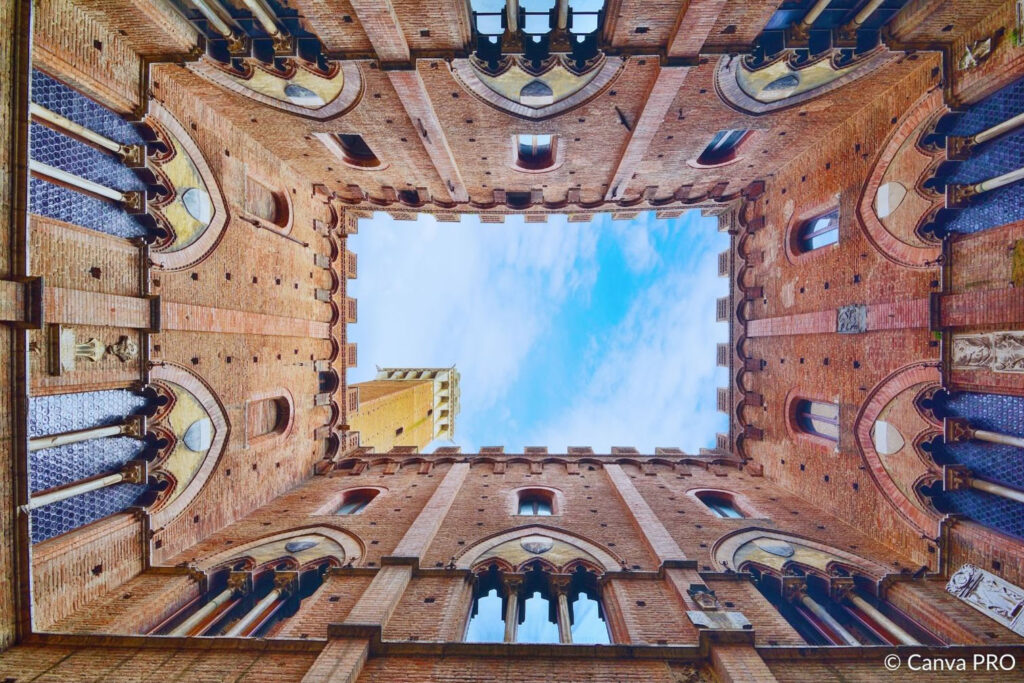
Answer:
525, 229, 728, 453
348, 212, 599, 416
607, 212, 667, 273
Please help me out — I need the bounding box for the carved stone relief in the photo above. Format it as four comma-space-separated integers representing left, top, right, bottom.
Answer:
837, 304, 868, 334
947, 564, 1024, 635
952, 332, 1024, 373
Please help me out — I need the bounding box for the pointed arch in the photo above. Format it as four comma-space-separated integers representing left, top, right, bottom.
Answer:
455, 525, 621, 572
191, 525, 364, 571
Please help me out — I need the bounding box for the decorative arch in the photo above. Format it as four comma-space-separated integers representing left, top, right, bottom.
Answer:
715, 49, 896, 115
455, 525, 621, 573
854, 363, 944, 539
712, 528, 892, 577
190, 59, 362, 120
856, 88, 945, 267
450, 55, 624, 120
146, 364, 229, 529
192, 526, 364, 571
145, 103, 229, 270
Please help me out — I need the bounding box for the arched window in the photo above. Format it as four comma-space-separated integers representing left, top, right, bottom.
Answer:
246, 396, 290, 439
696, 491, 745, 519
336, 488, 379, 515
515, 134, 555, 171
794, 399, 840, 442
746, 566, 942, 646
244, 176, 289, 228
150, 562, 331, 638
466, 563, 610, 644
696, 129, 750, 166
335, 134, 381, 169
796, 209, 840, 252
517, 489, 554, 516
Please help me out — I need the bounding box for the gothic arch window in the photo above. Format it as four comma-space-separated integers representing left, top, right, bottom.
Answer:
695, 491, 746, 518
150, 560, 332, 637
246, 396, 291, 440
516, 488, 555, 516
793, 399, 840, 443
244, 175, 290, 229
795, 208, 840, 252
465, 562, 611, 644
693, 129, 751, 167
745, 565, 942, 646
335, 488, 380, 515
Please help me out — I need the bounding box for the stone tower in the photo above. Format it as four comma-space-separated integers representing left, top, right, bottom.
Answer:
349, 367, 460, 451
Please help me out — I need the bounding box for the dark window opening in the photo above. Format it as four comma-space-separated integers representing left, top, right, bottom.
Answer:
336, 134, 381, 168
696, 129, 750, 166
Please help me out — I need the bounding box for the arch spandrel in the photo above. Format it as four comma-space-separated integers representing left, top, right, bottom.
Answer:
713, 528, 892, 578
148, 364, 230, 529
190, 526, 364, 571
456, 526, 620, 572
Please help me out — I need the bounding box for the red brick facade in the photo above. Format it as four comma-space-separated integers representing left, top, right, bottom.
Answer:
2, 0, 1024, 680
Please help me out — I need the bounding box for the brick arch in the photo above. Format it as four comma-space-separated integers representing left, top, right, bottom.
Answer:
455, 525, 622, 572
854, 362, 943, 539
450, 56, 624, 120
192, 525, 364, 571
148, 363, 230, 529
147, 103, 229, 271
712, 528, 892, 578
714, 49, 896, 115
856, 88, 945, 268
189, 59, 362, 120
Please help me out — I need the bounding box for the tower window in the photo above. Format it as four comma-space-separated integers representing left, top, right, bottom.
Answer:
336, 488, 379, 515
336, 134, 382, 168
244, 176, 289, 227
246, 396, 290, 439
466, 563, 610, 644
794, 399, 840, 442
696, 129, 750, 166
695, 491, 745, 518
515, 134, 555, 171
517, 489, 554, 516
797, 209, 840, 251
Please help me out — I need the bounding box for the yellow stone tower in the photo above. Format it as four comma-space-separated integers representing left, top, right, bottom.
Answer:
348, 367, 460, 452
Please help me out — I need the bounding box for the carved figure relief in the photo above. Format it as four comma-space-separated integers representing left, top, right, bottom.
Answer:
951, 332, 1024, 373
947, 564, 1024, 635
837, 304, 868, 334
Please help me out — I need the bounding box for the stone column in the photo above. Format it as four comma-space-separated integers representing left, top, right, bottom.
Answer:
945, 465, 1024, 504
784, 578, 858, 645
945, 417, 1024, 449
502, 574, 523, 643
24, 459, 147, 511
224, 571, 296, 637
168, 571, 251, 637
549, 574, 572, 644
28, 414, 145, 452
947, 111, 1024, 159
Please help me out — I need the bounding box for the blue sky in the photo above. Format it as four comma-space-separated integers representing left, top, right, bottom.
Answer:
347, 210, 728, 453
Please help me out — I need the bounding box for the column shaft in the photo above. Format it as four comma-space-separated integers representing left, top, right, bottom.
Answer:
847, 594, 919, 645
225, 588, 281, 637
556, 591, 572, 643
970, 477, 1024, 505
800, 594, 859, 645
168, 587, 235, 636
29, 422, 133, 452
974, 429, 1024, 449
26, 471, 126, 510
